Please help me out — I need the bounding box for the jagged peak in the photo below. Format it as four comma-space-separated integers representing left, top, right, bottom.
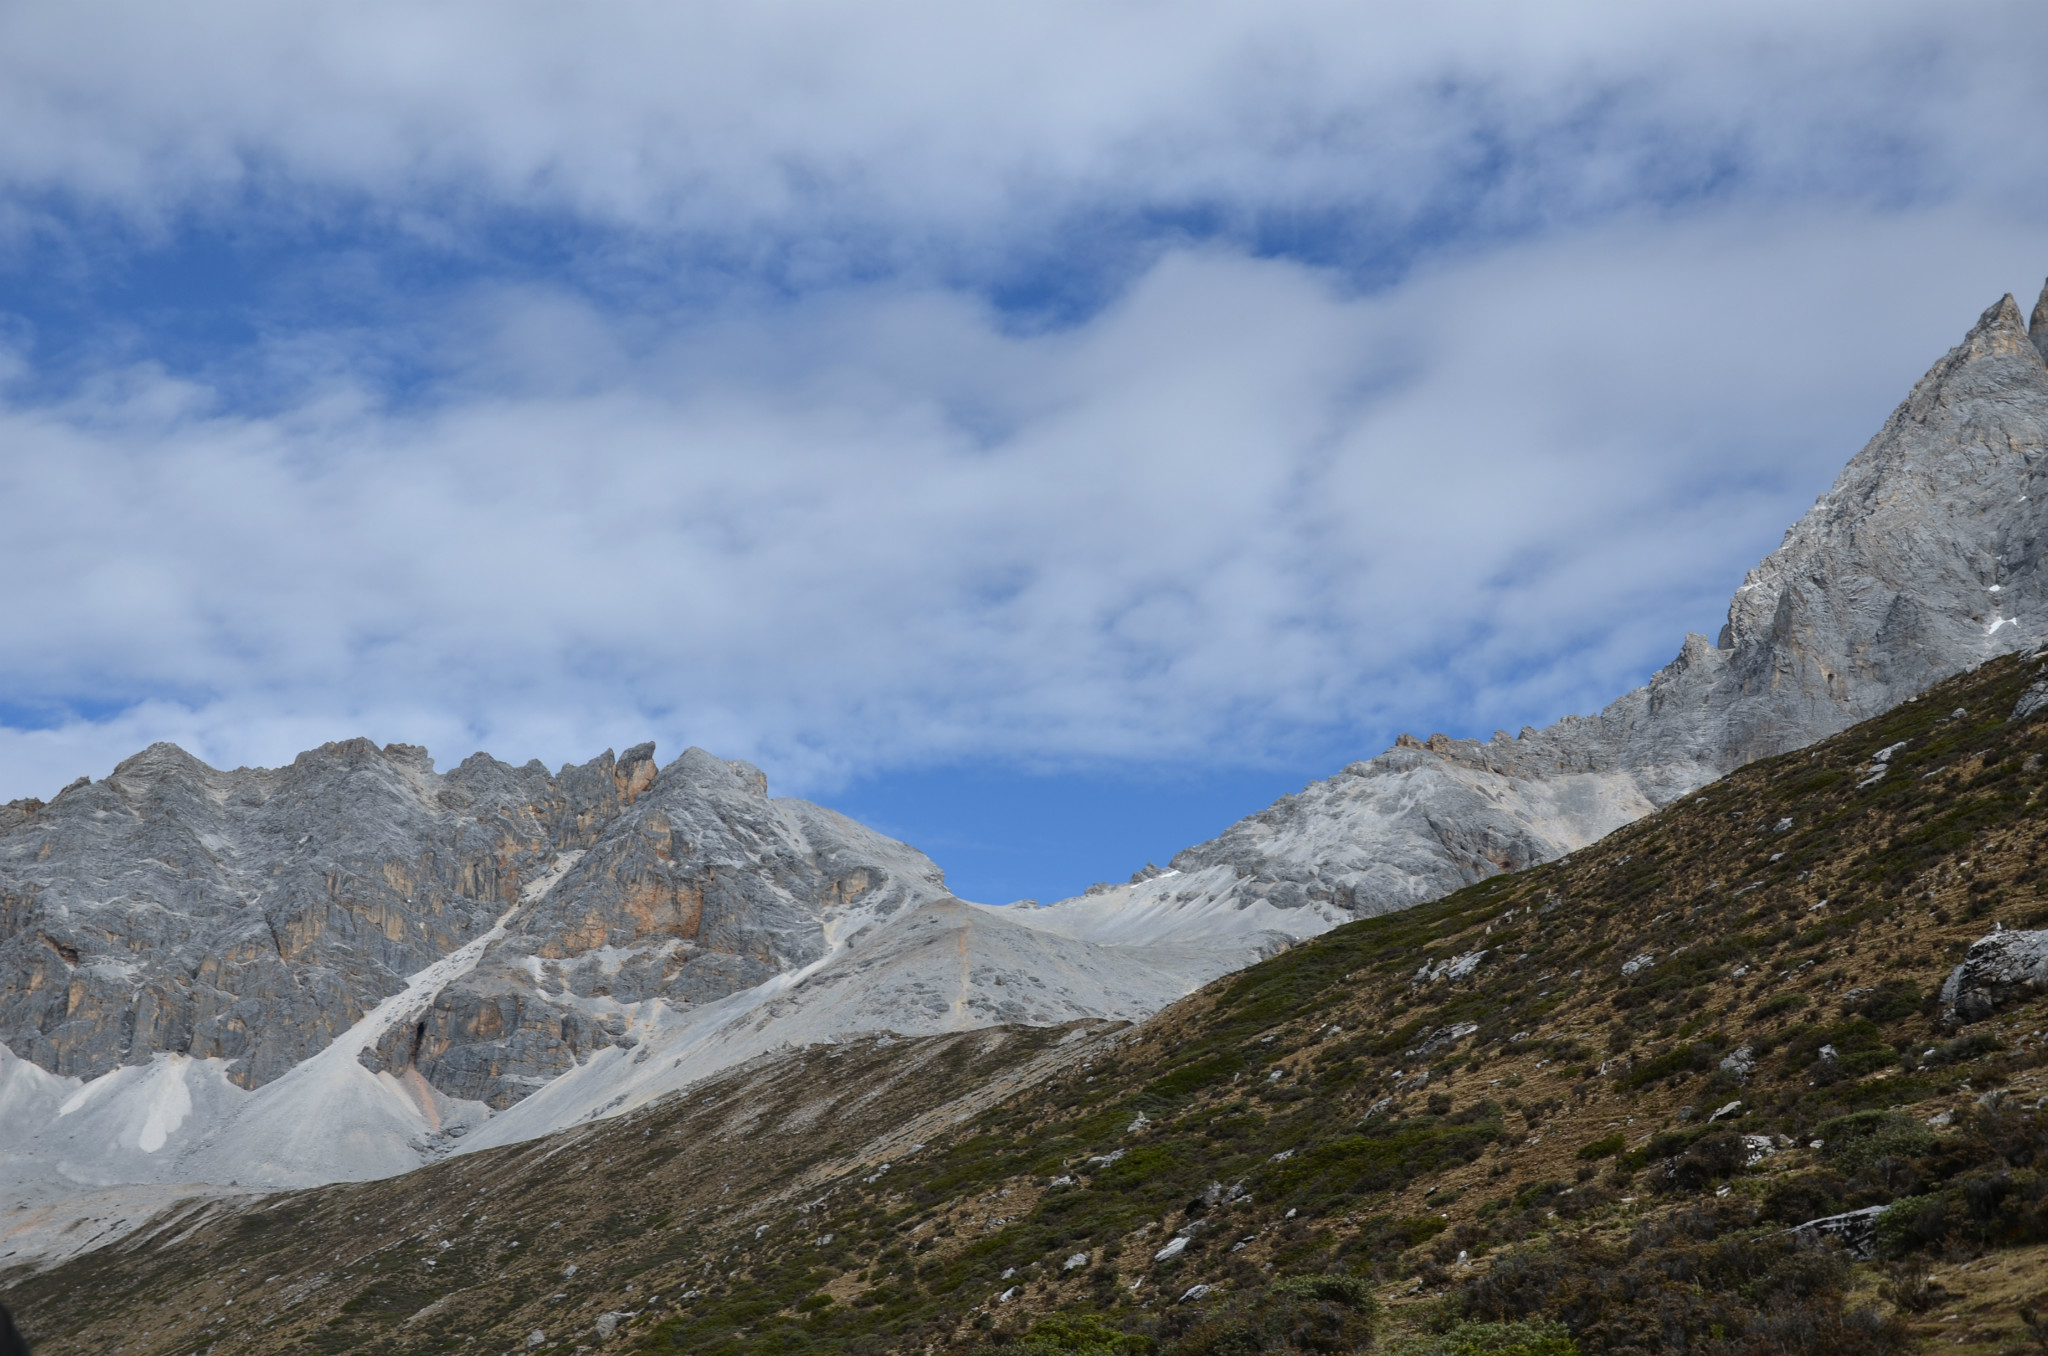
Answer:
108, 740, 215, 784
662, 745, 758, 796
2032, 277, 2048, 365
1957, 293, 2035, 364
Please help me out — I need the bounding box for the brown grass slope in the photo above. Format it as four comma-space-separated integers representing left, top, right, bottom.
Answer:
18, 650, 2048, 1356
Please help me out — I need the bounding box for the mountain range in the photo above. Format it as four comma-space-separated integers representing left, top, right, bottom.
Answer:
5, 280, 2048, 1274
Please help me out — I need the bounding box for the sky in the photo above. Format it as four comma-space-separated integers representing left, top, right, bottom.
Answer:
3, 2, 2047, 904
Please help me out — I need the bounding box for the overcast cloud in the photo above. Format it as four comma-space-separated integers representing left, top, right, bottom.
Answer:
2, 2, 2046, 817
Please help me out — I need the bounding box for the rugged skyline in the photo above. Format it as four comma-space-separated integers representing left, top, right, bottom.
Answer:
6, 280, 2046, 1226
3, 7, 2048, 905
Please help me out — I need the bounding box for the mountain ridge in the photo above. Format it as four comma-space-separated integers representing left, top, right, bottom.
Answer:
7, 279, 2048, 1256
1050, 285, 2048, 929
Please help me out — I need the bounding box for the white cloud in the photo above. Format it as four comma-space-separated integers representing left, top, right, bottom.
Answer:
2, 203, 2042, 802
5, 3, 2048, 809
0, 2, 2041, 253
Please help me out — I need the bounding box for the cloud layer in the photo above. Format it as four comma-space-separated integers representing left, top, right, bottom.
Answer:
2, 3, 2046, 807
5, 1, 2045, 282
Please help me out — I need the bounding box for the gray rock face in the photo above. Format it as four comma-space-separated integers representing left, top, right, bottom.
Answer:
1940, 927, 2048, 1024
0, 737, 948, 1099
356, 748, 952, 1108
2013, 678, 2048, 722
1081, 285, 2048, 922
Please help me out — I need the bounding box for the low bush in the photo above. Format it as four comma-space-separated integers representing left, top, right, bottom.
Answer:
1158, 1274, 1378, 1356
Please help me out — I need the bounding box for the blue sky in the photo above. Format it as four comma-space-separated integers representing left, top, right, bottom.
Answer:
3, 2, 2048, 904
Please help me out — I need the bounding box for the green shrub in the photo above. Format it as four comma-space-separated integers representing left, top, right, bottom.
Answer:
1756, 993, 1809, 1018
1163, 1274, 1377, 1356
1874, 1194, 1945, 1258
1433, 1319, 1578, 1356
1145, 1054, 1248, 1103
1816, 1112, 1933, 1175
1925, 1032, 2005, 1066
1575, 1135, 1624, 1162
1615, 1044, 1715, 1090
995, 1315, 1156, 1356
1850, 980, 1923, 1024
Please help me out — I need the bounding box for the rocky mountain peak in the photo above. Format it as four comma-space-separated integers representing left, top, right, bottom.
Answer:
1955, 292, 2036, 364
664, 745, 765, 798
1078, 281, 2048, 923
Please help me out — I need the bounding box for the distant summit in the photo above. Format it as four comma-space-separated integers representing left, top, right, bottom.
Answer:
1054, 282, 2048, 923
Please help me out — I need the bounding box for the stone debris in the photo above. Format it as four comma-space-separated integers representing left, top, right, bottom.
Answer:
1153, 1237, 1189, 1263
1787, 1205, 1887, 1259
1620, 954, 1656, 978
1741, 1135, 1783, 1166
1413, 951, 1488, 986
1063, 1251, 1090, 1271
1404, 1022, 1479, 1059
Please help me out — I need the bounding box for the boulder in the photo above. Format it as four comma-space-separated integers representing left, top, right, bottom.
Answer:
1940, 928, 2048, 1024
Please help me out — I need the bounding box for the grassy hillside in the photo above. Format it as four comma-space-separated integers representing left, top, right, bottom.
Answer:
15, 649, 2048, 1356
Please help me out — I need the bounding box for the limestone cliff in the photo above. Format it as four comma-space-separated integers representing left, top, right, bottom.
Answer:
0, 738, 948, 1098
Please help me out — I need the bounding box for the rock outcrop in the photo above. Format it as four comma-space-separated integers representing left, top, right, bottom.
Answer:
1940, 927, 2048, 1024
0, 737, 949, 1098
352, 747, 953, 1108
1054, 284, 2048, 925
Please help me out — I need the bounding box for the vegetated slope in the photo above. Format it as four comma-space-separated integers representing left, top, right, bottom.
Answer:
0, 1020, 1126, 1354
20, 651, 2048, 1356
